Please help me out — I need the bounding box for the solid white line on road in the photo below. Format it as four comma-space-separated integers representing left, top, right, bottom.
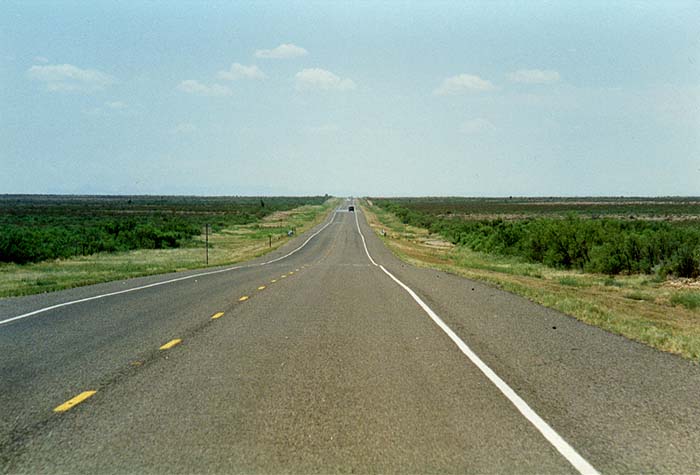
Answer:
354, 204, 599, 475
354, 208, 378, 267
259, 212, 336, 266
0, 211, 337, 327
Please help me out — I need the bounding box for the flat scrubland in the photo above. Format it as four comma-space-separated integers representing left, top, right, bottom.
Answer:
363, 197, 700, 361
0, 195, 339, 297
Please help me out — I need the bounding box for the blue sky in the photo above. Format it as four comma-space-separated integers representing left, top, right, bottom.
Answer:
1, 1, 698, 196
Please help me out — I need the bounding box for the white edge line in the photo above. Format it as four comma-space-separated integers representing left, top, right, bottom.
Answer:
0, 211, 338, 327
259, 211, 336, 266
354, 206, 377, 266
354, 203, 599, 475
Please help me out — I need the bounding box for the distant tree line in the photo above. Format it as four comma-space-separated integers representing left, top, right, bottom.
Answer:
377, 201, 700, 278
0, 218, 200, 264
0, 196, 328, 265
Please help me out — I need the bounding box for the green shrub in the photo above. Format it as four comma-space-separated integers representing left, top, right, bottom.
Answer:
559, 276, 583, 286
0, 196, 328, 265
624, 291, 654, 302
603, 277, 624, 287
670, 292, 700, 310
671, 245, 700, 278
376, 200, 700, 278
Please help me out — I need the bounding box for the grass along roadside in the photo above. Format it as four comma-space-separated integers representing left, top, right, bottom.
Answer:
362, 200, 700, 361
0, 198, 340, 298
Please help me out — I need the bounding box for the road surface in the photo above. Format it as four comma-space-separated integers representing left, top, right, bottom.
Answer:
1, 201, 699, 474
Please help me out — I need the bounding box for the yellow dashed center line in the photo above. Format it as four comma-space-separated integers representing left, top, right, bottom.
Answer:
258, 286, 266, 290
159, 338, 182, 350
239, 295, 249, 302
281, 275, 287, 279
295, 269, 300, 272
54, 390, 97, 413
271, 279, 277, 283
211, 312, 224, 320
289, 271, 294, 275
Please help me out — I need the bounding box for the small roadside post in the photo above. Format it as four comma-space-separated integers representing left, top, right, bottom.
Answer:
205, 223, 209, 266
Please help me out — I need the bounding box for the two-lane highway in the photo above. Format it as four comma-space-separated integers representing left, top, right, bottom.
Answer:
2, 202, 699, 473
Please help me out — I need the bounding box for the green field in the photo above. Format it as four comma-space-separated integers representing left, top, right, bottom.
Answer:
0, 195, 337, 297
379, 196, 700, 219
0, 195, 331, 265
372, 197, 700, 278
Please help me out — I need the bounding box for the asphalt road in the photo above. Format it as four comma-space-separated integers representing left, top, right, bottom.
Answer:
1, 201, 699, 474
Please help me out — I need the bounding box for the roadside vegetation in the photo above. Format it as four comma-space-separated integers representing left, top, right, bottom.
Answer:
362, 198, 700, 361
0, 195, 330, 264
377, 198, 700, 278
0, 195, 338, 297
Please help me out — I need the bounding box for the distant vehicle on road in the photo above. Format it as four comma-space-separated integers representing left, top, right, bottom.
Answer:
348, 206, 355, 212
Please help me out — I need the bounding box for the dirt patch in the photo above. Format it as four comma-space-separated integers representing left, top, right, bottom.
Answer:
422, 239, 454, 249
665, 279, 700, 290
262, 210, 294, 222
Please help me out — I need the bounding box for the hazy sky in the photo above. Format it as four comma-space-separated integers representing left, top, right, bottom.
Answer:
2, 1, 699, 196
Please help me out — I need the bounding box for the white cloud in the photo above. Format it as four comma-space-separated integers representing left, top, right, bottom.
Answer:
255, 43, 308, 59
177, 79, 232, 97
217, 63, 266, 80
27, 63, 116, 92
295, 68, 356, 91
508, 69, 561, 84
460, 118, 496, 135
434, 74, 496, 95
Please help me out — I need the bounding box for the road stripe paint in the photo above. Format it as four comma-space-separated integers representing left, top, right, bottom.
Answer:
257, 286, 266, 290
256, 212, 337, 266
353, 204, 599, 475
271, 279, 277, 283
289, 271, 294, 275
211, 312, 224, 320
295, 268, 300, 272
159, 339, 182, 350
238, 296, 249, 302
1, 211, 338, 327
280, 275, 287, 278
354, 209, 378, 267
54, 390, 97, 413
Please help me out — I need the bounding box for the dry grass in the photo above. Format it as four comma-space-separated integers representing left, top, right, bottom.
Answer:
0, 199, 340, 298
362, 201, 700, 361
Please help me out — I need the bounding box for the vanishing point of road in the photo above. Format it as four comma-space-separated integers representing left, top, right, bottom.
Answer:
1, 201, 699, 474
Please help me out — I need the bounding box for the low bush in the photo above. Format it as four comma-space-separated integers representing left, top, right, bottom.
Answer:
0, 195, 328, 265
377, 201, 700, 278
670, 292, 700, 310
